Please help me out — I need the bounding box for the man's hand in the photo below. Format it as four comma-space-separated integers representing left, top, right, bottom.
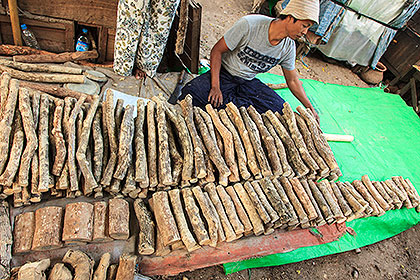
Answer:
310, 107, 320, 124
208, 87, 223, 108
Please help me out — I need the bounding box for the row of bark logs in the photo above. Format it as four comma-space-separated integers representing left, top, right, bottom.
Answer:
9, 174, 420, 266
0, 79, 343, 205
13, 198, 130, 254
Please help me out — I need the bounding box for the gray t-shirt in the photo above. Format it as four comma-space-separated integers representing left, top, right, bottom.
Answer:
222, 15, 296, 80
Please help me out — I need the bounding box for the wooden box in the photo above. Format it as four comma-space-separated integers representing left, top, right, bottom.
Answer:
0, 15, 74, 53
382, 27, 420, 78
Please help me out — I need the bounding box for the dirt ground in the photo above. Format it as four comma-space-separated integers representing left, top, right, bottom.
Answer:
157, 0, 420, 279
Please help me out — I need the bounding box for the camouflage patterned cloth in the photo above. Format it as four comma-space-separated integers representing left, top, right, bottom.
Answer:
113, 0, 180, 77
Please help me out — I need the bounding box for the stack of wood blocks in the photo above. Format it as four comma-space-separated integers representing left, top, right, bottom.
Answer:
13, 198, 129, 254
0, 70, 343, 205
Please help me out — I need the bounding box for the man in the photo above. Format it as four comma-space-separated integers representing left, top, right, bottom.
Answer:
179, 0, 320, 122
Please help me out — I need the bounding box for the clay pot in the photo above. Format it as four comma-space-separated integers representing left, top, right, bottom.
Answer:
359, 62, 387, 85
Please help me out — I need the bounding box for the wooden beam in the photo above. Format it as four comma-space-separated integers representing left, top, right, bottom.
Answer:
7, 0, 22, 46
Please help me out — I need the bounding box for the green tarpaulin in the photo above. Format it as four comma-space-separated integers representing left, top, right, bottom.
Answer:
223, 73, 420, 274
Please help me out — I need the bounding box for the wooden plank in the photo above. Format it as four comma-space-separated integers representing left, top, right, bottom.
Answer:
382, 28, 420, 78
98, 26, 108, 63
106, 28, 115, 62
139, 223, 347, 276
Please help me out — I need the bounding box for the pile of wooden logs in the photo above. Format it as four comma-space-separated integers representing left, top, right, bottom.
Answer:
10, 250, 137, 280
9, 174, 420, 262
0, 72, 343, 205
13, 198, 129, 254
138, 175, 419, 256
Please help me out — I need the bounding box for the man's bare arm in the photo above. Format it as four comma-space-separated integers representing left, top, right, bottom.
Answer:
209, 37, 230, 107
282, 67, 319, 123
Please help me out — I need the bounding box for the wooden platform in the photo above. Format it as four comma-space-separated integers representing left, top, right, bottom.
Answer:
139, 223, 347, 276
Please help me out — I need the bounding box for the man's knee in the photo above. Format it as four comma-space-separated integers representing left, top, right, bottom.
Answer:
179, 74, 211, 107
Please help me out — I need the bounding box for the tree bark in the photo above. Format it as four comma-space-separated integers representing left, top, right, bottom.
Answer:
240, 107, 272, 177
92, 201, 111, 242
225, 102, 260, 177
133, 199, 156, 255
48, 263, 72, 280
0, 201, 12, 280
181, 187, 210, 246
115, 254, 137, 280
216, 185, 245, 238
219, 109, 251, 180
233, 183, 264, 236
204, 183, 238, 242
247, 105, 282, 176
146, 100, 158, 188
108, 198, 130, 240
17, 88, 38, 186
352, 180, 384, 216
101, 90, 118, 187
281, 103, 319, 178
362, 175, 391, 211
295, 112, 329, 178
13, 50, 98, 63
289, 178, 318, 221
191, 186, 219, 247
62, 202, 94, 244
17, 259, 50, 280
168, 189, 200, 251
179, 95, 206, 180
296, 105, 340, 174
0, 79, 19, 175
92, 253, 110, 280
62, 249, 94, 280
134, 100, 148, 185
152, 191, 181, 246
194, 108, 230, 186
263, 110, 309, 177
13, 212, 35, 254
206, 105, 240, 182
32, 206, 63, 250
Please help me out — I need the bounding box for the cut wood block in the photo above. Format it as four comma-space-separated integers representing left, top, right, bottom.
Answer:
108, 198, 130, 240
152, 191, 181, 246
49, 262, 72, 280
62, 202, 94, 245
233, 183, 264, 236
13, 211, 35, 254
115, 254, 137, 280
92, 201, 111, 243
133, 199, 156, 255
31, 206, 63, 251
168, 189, 200, 252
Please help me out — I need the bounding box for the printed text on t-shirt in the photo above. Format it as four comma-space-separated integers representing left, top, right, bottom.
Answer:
237, 46, 280, 73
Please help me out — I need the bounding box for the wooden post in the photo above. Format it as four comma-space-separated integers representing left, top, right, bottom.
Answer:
8, 0, 22, 46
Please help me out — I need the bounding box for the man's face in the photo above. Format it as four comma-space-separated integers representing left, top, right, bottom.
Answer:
286, 17, 314, 40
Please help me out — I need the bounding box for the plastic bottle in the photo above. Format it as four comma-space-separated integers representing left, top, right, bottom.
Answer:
75, 28, 90, 52
20, 24, 40, 50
